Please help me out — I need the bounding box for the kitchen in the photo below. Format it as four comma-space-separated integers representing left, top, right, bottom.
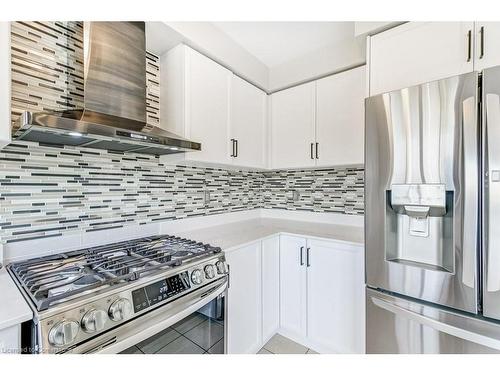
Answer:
1, 0, 500, 371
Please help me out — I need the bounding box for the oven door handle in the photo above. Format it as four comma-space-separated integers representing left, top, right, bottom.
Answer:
70, 277, 228, 354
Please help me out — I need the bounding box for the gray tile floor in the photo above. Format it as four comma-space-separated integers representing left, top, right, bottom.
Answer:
120, 312, 224, 354
257, 334, 318, 354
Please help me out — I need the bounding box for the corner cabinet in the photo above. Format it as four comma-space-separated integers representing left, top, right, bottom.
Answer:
230, 75, 267, 169
160, 44, 267, 169
270, 82, 316, 169
279, 234, 365, 353
0, 22, 11, 148
369, 22, 474, 96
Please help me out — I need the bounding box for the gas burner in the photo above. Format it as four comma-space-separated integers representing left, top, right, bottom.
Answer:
8, 235, 221, 311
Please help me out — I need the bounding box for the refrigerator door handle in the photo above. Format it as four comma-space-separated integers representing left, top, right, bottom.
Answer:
371, 295, 500, 351
485, 93, 500, 292
462, 96, 478, 289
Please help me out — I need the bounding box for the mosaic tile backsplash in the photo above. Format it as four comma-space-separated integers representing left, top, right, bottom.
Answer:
3, 21, 364, 244
10, 21, 160, 128
0, 141, 364, 243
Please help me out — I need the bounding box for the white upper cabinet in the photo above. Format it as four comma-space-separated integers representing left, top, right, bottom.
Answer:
270, 82, 316, 169
160, 44, 268, 168
161, 45, 232, 165
230, 75, 267, 168
0, 22, 11, 148
316, 66, 365, 167
369, 22, 475, 96
475, 22, 500, 71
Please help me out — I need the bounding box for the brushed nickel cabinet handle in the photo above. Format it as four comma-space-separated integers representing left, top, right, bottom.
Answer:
310, 143, 314, 159
306, 247, 311, 267
299, 246, 304, 266
235, 139, 238, 158
230, 139, 235, 157
315, 142, 319, 159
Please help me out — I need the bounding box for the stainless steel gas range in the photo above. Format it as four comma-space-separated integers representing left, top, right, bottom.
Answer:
7, 235, 228, 354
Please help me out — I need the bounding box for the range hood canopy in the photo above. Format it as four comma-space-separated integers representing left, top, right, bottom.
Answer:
11, 22, 201, 155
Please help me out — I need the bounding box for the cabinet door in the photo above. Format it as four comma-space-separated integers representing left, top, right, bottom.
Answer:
279, 235, 307, 338
230, 75, 267, 168
475, 22, 500, 71
185, 48, 232, 164
226, 242, 262, 354
270, 82, 316, 169
316, 66, 365, 167
261, 236, 280, 342
306, 239, 365, 353
370, 22, 474, 95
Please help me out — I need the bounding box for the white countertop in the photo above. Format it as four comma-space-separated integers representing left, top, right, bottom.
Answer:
0, 209, 364, 331
0, 266, 32, 331
169, 217, 364, 252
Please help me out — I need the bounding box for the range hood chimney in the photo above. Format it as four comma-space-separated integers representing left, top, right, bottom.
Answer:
12, 22, 201, 155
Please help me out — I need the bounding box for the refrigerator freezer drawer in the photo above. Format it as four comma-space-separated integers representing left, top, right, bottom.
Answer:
366, 288, 500, 354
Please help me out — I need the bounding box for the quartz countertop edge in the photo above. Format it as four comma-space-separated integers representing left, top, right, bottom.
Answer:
0, 267, 32, 331
169, 218, 364, 253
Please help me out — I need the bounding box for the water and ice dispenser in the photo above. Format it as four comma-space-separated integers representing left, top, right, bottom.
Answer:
386, 184, 454, 272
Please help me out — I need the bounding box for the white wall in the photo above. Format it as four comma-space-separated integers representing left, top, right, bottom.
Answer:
147, 21, 382, 93
0, 22, 11, 147
268, 38, 366, 92
160, 22, 269, 90
354, 22, 404, 37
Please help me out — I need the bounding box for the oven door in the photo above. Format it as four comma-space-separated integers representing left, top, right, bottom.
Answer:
66, 277, 227, 354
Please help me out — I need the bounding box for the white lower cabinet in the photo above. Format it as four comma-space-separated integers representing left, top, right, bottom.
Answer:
279, 234, 365, 353
226, 236, 280, 353
261, 236, 280, 342
226, 241, 262, 354
306, 239, 365, 354
279, 235, 307, 338
226, 233, 364, 354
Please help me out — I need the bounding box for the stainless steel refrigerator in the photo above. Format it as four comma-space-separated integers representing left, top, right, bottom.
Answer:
365, 66, 500, 353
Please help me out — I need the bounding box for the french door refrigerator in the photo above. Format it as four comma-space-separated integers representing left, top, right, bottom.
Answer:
365, 66, 500, 353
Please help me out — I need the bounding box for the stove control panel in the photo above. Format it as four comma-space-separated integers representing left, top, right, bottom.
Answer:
131, 271, 190, 313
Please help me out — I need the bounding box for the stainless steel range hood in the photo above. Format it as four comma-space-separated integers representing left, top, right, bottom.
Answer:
11, 22, 201, 155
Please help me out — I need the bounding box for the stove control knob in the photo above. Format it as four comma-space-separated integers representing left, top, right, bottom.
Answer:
109, 298, 132, 322
81, 309, 108, 333
204, 264, 216, 279
48, 320, 80, 347
191, 269, 203, 285
216, 261, 227, 274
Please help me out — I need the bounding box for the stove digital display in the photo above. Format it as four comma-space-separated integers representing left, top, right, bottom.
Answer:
132, 271, 191, 313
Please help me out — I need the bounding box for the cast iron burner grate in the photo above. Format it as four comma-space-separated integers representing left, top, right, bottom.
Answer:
8, 235, 221, 311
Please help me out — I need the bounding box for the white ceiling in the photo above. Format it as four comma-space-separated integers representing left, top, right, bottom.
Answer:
212, 22, 355, 67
